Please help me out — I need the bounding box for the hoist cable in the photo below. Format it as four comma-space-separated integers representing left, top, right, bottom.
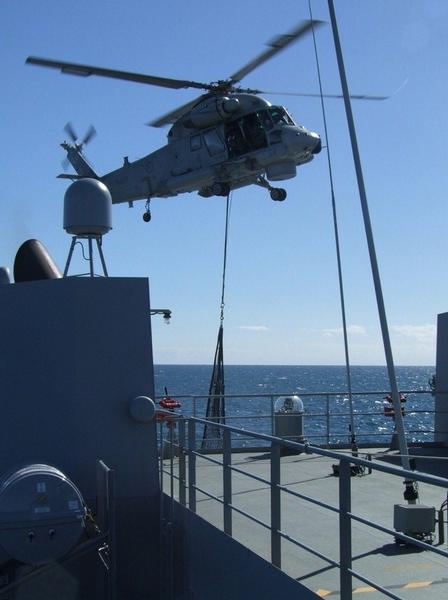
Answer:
219, 191, 232, 323
202, 191, 232, 449
308, 1, 356, 450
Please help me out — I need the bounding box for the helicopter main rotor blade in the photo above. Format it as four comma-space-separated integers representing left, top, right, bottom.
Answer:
255, 90, 389, 101
228, 20, 324, 84
26, 56, 213, 91
148, 95, 207, 128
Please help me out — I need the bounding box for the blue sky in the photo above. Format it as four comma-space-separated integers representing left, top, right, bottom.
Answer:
1, 0, 447, 365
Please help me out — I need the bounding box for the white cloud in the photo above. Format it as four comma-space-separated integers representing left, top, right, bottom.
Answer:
392, 324, 436, 344
321, 325, 367, 337
238, 325, 269, 332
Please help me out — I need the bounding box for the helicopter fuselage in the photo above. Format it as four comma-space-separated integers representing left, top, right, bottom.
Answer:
67, 94, 321, 204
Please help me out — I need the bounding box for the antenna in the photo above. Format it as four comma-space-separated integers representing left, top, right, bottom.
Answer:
63, 179, 112, 277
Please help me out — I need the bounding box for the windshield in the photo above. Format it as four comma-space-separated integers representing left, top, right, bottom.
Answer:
268, 106, 295, 126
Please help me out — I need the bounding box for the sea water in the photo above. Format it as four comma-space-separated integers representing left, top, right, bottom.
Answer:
154, 365, 435, 445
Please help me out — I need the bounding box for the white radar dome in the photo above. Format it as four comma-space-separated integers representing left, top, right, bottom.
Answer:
274, 395, 304, 414
64, 178, 112, 236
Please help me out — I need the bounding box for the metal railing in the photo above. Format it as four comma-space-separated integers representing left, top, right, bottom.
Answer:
160, 415, 448, 600
156, 389, 440, 449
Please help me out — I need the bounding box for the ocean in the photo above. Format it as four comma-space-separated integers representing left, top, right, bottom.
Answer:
154, 365, 435, 446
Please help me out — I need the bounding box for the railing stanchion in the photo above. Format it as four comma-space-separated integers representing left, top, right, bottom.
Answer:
159, 421, 164, 494
270, 441, 281, 568
178, 419, 187, 506
188, 419, 197, 512
339, 459, 352, 600
106, 465, 117, 600
271, 395, 275, 436
223, 428, 232, 535
446, 491, 448, 547
326, 395, 330, 446
169, 422, 174, 501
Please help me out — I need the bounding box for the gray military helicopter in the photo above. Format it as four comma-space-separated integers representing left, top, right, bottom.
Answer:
26, 20, 383, 222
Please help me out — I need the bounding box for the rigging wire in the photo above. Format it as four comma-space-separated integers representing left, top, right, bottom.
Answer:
308, 1, 357, 452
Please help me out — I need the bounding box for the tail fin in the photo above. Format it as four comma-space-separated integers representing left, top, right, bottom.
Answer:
61, 142, 98, 179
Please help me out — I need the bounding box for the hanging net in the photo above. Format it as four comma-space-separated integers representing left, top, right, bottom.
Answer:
201, 324, 225, 449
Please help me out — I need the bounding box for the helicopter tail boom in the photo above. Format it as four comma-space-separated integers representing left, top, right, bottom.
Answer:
61, 141, 99, 179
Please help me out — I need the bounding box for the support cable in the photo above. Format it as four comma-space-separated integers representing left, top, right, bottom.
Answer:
308, 1, 357, 452
202, 192, 232, 449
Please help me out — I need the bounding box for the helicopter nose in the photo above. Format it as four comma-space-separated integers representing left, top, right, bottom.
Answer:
285, 129, 322, 156
311, 135, 322, 154
305, 130, 321, 154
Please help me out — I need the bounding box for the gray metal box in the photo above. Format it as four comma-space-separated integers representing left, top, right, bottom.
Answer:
394, 504, 435, 534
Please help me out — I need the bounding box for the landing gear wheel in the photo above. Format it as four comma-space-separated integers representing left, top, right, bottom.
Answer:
212, 182, 231, 197
270, 188, 287, 201
143, 199, 152, 222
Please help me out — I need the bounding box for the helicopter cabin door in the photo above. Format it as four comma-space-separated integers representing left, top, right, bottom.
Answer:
225, 113, 268, 159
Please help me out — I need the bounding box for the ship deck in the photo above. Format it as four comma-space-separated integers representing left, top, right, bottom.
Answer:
163, 446, 448, 599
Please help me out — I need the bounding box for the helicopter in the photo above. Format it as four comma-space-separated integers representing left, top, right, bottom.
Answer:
26, 20, 384, 222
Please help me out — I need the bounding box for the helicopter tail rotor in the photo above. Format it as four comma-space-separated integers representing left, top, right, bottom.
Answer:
61, 123, 98, 175
64, 122, 97, 149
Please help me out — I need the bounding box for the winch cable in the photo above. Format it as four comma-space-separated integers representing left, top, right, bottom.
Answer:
308, 1, 357, 453
219, 190, 232, 327
202, 191, 232, 449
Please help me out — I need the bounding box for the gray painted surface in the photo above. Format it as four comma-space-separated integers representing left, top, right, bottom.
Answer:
435, 312, 448, 443
165, 496, 319, 600
0, 277, 159, 598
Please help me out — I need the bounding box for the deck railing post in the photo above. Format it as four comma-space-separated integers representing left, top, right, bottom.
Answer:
446, 491, 448, 546
159, 421, 164, 494
223, 428, 232, 535
169, 422, 174, 500
188, 419, 197, 512
339, 459, 352, 600
178, 419, 187, 506
106, 465, 117, 600
270, 441, 281, 568
270, 395, 275, 436
326, 395, 331, 446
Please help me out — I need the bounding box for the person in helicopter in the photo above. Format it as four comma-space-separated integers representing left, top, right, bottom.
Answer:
242, 113, 267, 150
225, 121, 250, 158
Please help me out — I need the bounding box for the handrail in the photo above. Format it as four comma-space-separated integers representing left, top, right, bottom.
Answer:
189, 416, 448, 486
156, 389, 446, 400
156, 388, 442, 449
161, 415, 448, 600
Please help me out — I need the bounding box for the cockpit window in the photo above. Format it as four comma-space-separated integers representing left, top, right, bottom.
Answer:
268, 106, 295, 126
190, 134, 202, 151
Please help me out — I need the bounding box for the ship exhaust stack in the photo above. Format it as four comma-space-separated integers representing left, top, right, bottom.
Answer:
13, 239, 61, 282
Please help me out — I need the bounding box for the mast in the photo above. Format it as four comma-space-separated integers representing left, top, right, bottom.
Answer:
327, 1, 415, 496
